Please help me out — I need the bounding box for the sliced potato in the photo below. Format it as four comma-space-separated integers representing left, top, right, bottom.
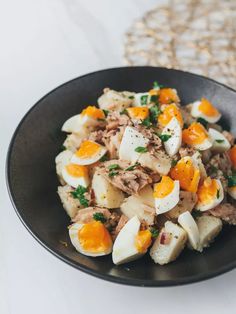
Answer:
63, 133, 85, 152
150, 221, 187, 265
57, 185, 81, 218
92, 171, 124, 208
196, 216, 222, 252
137, 185, 155, 208
138, 151, 171, 175
120, 195, 155, 225
55, 150, 73, 184
98, 88, 134, 111
165, 191, 197, 220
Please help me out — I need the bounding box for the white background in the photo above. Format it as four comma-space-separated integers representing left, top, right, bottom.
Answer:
1, 0, 236, 313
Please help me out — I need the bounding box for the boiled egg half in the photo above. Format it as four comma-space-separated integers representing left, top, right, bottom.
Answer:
158, 103, 183, 128
71, 140, 107, 165
153, 176, 180, 214
69, 221, 113, 257
112, 215, 152, 265
182, 122, 212, 150
191, 98, 221, 123
208, 128, 231, 153
196, 177, 224, 211
162, 117, 182, 156
61, 163, 89, 188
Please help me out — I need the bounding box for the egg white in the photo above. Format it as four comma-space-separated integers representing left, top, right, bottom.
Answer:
61, 165, 89, 188
71, 142, 107, 166
154, 180, 180, 215
112, 216, 144, 265
69, 222, 112, 257
208, 128, 231, 153
191, 100, 221, 123
133, 92, 150, 107
196, 179, 224, 212
162, 117, 182, 157
191, 132, 212, 151
62, 113, 103, 134
191, 152, 207, 180
178, 211, 200, 250
55, 150, 73, 179
119, 126, 149, 163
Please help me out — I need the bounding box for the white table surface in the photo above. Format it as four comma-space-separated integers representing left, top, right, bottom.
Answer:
1, 0, 236, 313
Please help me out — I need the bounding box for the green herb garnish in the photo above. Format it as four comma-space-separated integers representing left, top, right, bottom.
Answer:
228, 175, 236, 187
197, 117, 208, 128
183, 123, 189, 129
128, 95, 135, 99
125, 162, 139, 171
141, 117, 151, 127
150, 227, 159, 238
135, 146, 148, 153
93, 212, 107, 223
108, 164, 120, 170
140, 95, 149, 106
108, 170, 119, 177
97, 118, 105, 121
208, 165, 218, 174
171, 159, 178, 167
192, 210, 202, 219
216, 189, 220, 199
153, 81, 163, 89
99, 154, 108, 162
102, 109, 109, 117
150, 95, 158, 104
61, 145, 66, 151
71, 185, 89, 207
149, 104, 161, 123
159, 134, 172, 142
215, 139, 224, 143
120, 108, 128, 115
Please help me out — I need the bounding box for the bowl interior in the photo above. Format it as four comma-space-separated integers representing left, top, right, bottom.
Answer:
7, 67, 236, 286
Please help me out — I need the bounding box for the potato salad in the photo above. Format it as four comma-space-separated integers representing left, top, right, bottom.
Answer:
55, 82, 236, 265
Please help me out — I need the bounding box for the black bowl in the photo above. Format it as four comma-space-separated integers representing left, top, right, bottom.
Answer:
6, 66, 236, 286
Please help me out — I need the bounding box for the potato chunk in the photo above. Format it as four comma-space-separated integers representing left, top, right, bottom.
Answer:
196, 216, 222, 252
92, 171, 124, 208
150, 221, 187, 265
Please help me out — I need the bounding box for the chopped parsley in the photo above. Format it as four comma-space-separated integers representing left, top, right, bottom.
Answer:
120, 108, 128, 115
128, 95, 134, 99
153, 81, 163, 89
93, 212, 107, 223
208, 165, 218, 174
192, 210, 202, 218
150, 95, 158, 104
141, 117, 151, 127
140, 95, 149, 106
99, 154, 108, 162
150, 227, 159, 238
135, 146, 148, 153
97, 118, 105, 121
216, 189, 220, 199
159, 134, 172, 142
61, 145, 66, 151
197, 117, 208, 128
102, 109, 109, 117
149, 104, 161, 123
227, 175, 236, 187
215, 139, 224, 143
171, 159, 178, 167
108, 170, 119, 177
108, 164, 120, 170
71, 185, 89, 207
183, 123, 189, 129
125, 162, 139, 171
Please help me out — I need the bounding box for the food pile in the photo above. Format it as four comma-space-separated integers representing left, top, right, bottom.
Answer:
55, 82, 236, 265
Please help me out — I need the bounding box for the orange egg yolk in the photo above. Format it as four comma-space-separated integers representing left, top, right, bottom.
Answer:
76, 140, 101, 159
81, 106, 105, 120
153, 176, 175, 198
170, 157, 200, 193
198, 98, 220, 117
78, 221, 112, 253
135, 230, 152, 253
182, 122, 208, 146
158, 88, 179, 104
158, 104, 183, 128
126, 107, 149, 120
228, 146, 236, 168
197, 177, 219, 205
66, 164, 88, 177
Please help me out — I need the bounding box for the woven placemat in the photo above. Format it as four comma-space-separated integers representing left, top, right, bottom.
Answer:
124, 0, 236, 88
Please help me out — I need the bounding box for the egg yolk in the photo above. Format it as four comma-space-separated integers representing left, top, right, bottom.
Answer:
228, 146, 236, 168
170, 157, 200, 193
66, 164, 88, 177
182, 122, 208, 145
135, 230, 152, 253
78, 221, 112, 253
76, 140, 101, 159
126, 107, 149, 120
158, 104, 183, 128
81, 106, 105, 120
153, 176, 175, 198
197, 177, 219, 205
198, 98, 220, 117
158, 88, 179, 104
